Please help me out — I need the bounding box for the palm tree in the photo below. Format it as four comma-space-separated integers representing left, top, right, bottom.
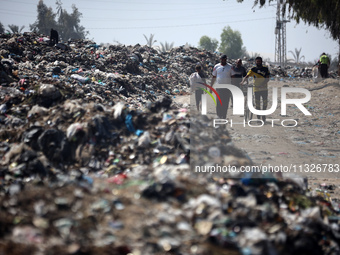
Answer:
0, 22, 5, 34
159, 41, 174, 53
184, 42, 192, 49
244, 51, 261, 61
143, 33, 157, 47
289, 47, 305, 64
6, 24, 25, 33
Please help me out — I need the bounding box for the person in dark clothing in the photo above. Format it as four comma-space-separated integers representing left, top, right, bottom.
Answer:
231, 59, 247, 87
50, 29, 59, 46
319, 52, 330, 78
231, 58, 247, 107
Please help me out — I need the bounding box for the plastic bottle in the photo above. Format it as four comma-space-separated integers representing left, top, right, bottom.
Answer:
71, 74, 89, 83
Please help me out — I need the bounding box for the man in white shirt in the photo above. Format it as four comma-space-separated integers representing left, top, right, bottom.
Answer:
210, 54, 232, 119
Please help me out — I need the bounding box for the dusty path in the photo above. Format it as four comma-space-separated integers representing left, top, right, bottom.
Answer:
175, 78, 340, 194
228, 80, 340, 175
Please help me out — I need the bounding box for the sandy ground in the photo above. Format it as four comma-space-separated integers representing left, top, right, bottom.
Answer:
176, 78, 340, 198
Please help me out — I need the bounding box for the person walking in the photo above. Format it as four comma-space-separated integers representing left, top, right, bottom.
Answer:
231, 58, 247, 107
240, 56, 270, 122
319, 52, 330, 78
189, 65, 206, 111
231, 58, 247, 87
210, 54, 232, 119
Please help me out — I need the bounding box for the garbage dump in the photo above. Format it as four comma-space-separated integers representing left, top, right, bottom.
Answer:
0, 32, 340, 255
268, 64, 338, 81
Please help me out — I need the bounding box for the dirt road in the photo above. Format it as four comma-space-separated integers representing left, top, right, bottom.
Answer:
176, 78, 340, 194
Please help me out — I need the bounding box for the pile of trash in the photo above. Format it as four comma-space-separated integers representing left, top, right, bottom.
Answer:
1, 32, 340, 255
268, 64, 338, 81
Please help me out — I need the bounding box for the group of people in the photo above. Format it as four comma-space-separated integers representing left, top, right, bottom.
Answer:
190, 54, 270, 121
190, 52, 330, 121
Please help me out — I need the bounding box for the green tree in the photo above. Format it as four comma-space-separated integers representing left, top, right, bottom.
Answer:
6, 24, 25, 34
30, 0, 57, 35
143, 33, 157, 47
0, 22, 5, 34
56, 1, 88, 40
288, 47, 305, 63
218, 26, 246, 59
30, 0, 87, 40
198, 35, 218, 52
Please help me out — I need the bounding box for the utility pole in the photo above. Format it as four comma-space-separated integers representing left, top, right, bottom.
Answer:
275, 0, 289, 67
275, 1, 281, 66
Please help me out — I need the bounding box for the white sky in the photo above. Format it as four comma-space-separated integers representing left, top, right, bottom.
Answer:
1, 0, 339, 63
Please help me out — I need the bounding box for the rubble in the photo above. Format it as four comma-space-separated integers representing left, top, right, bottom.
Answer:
0, 32, 340, 255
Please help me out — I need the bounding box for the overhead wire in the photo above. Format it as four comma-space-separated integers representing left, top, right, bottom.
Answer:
0, 0, 275, 40
1, 8, 36, 14
1, 1, 274, 24
82, 10, 274, 22
2, 0, 250, 13
87, 17, 275, 30
1, 0, 37, 5
1, 0, 272, 22
0, 10, 36, 18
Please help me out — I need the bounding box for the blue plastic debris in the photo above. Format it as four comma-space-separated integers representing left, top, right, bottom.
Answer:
125, 114, 135, 133
135, 129, 144, 137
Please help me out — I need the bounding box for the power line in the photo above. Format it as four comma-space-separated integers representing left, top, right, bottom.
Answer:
2, 0, 36, 5
1, 0, 274, 23
71, 0, 236, 6
2, 0, 248, 13
2, 0, 240, 8
0, 10, 36, 18
71, 5, 244, 12
88, 17, 275, 30
83, 10, 274, 22
0, 8, 36, 14
0, 8, 273, 25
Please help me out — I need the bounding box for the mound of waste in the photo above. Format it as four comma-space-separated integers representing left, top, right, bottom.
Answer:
0, 32, 340, 255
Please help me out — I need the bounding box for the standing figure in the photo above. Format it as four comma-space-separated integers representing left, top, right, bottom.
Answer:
50, 28, 59, 46
240, 56, 270, 122
189, 65, 206, 111
210, 55, 232, 119
319, 52, 330, 78
231, 58, 247, 107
